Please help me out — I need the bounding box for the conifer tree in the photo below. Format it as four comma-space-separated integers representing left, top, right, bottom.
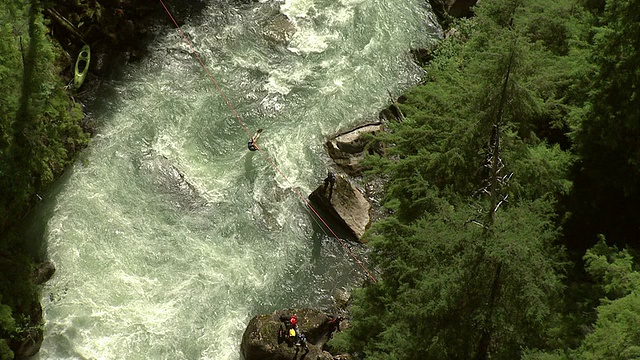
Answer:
334, 1, 569, 358
567, 0, 640, 248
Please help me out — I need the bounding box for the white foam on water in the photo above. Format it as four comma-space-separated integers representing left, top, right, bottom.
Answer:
35, 0, 439, 359
280, 0, 316, 20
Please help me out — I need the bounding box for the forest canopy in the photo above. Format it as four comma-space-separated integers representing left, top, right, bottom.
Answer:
328, 0, 640, 358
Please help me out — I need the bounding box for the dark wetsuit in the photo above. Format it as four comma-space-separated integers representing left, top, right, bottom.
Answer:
248, 141, 258, 151
324, 172, 336, 198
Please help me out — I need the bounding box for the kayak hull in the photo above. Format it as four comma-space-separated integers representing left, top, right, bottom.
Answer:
74, 45, 91, 89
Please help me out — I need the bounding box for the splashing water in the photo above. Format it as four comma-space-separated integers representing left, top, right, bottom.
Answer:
32, 0, 440, 358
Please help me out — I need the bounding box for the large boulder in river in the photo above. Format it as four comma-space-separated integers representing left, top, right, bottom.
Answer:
326, 123, 384, 176
309, 174, 370, 241
241, 309, 345, 360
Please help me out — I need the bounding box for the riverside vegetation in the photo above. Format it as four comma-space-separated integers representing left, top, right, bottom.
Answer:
1, 0, 639, 359
1, 1, 88, 358
327, 0, 640, 359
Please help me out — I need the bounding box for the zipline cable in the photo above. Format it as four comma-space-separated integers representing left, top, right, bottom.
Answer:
158, 0, 377, 283
158, 0, 251, 139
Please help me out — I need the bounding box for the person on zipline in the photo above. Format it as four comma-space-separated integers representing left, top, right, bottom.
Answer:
248, 128, 263, 151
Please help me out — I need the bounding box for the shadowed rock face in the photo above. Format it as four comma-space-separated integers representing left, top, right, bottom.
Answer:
446, 0, 478, 18
241, 309, 346, 360
309, 175, 370, 241
326, 123, 384, 176
427, 0, 478, 28
46, 0, 209, 84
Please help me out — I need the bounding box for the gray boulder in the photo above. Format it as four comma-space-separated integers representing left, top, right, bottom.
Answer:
262, 12, 297, 44
32, 259, 56, 285
137, 151, 207, 211
326, 123, 384, 176
309, 174, 370, 241
241, 309, 344, 360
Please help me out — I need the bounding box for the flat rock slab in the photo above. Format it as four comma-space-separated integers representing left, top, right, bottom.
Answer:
309, 175, 370, 241
326, 124, 384, 176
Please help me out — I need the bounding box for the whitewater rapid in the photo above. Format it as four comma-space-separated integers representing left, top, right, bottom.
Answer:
32, 0, 440, 358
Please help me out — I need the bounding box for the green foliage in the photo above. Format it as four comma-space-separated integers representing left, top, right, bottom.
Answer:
0, 297, 15, 360
0, 302, 15, 335
566, 0, 640, 247
344, 201, 564, 359
584, 237, 640, 298
365, 0, 583, 219
508, 141, 574, 199
577, 0, 640, 195
521, 349, 569, 360
348, 0, 600, 358
568, 241, 640, 359
0, 0, 89, 229
325, 330, 352, 354
0, 1, 87, 356
0, 340, 13, 360
576, 291, 640, 360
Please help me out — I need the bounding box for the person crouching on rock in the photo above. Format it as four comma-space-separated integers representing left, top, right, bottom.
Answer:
295, 331, 309, 353
278, 313, 299, 345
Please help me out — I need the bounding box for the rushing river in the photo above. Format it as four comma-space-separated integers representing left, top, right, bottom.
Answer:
31, 0, 439, 358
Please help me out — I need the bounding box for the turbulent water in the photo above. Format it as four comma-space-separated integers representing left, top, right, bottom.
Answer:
31, 0, 439, 358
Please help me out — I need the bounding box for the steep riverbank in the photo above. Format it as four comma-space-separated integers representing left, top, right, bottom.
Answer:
1, 2, 211, 358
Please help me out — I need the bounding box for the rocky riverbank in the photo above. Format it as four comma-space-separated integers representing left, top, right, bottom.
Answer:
46, 0, 207, 99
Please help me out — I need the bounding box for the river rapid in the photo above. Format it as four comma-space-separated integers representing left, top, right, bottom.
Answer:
31, 0, 439, 358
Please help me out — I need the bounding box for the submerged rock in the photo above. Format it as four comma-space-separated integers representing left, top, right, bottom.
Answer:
308, 174, 370, 241
137, 151, 208, 211
241, 308, 348, 360
262, 12, 297, 44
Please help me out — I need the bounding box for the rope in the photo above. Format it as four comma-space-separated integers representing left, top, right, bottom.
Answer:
158, 0, 251, 139
158, 0, 377, 283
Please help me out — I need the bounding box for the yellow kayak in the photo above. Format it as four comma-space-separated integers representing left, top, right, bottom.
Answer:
74, 45, 90, 89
